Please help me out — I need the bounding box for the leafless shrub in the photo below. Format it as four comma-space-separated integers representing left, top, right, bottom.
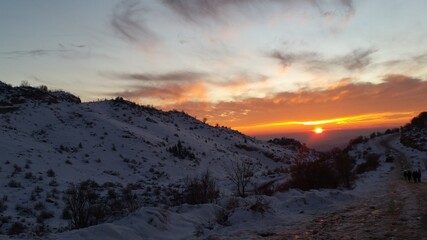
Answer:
225, 159, 255, 197
183, 170, 219, 205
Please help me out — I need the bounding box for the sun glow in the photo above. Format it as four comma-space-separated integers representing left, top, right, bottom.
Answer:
233, 111, 415, 135
314, 127, 324, 134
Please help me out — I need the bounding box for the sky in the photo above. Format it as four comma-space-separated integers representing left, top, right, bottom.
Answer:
1, 0, 427, 136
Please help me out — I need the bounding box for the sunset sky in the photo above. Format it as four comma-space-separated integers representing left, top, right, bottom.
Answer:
1, 0, 427, 135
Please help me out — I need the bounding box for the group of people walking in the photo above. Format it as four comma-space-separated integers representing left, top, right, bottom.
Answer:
403, 169, 422, 182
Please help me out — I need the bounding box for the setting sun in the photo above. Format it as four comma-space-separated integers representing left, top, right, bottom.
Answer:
314, 127, 324, 134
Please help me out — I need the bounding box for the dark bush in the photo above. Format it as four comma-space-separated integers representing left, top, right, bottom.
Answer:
8, 222, 26, 235
16, 205, 34, 217
63, 182, 101, 229
24, 172, 36, 180
61, 207, 72, 220
7, 180, 22, 188
49, 179, 58, 187
32, 223, 50, 237
63, 179, 140, 229
46, 169, 56, 178
410, 112, 427, 129
11, 164, 22, 177
183, 170, 219, 205
37, 210, 54, 223
356, 154, 380, 174
284, 146, 356, 191
34, 202, 45, 210
289, 158, 339, 190
268, 137, 302, 150
0, 199, 7, 213
117, 185, 139, 213
328, 148, 355, 188
168, 140, 196, 160
234, 144, 258, 152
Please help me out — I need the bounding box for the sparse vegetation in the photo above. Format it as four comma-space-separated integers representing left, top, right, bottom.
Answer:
37, 210, 54, 223
63, 180, 104, 229
46, 169, 56, 178
182, 170, 219, 205
167, 140, 196, 160
63, 180, 140, 229
3, 80, 426, 238
8, 222, 26, 235
0, 199, 7, 213
355, 154, 380, 174
7, 180, 22, 188
268, 137, 303, 150
285, 146, 356, 191
225, 159, 255, 198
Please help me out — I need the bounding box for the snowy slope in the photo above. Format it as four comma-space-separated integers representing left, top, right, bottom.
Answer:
1, 82, 425, 239
54, 134, 416, 240
0, 83, 295, 237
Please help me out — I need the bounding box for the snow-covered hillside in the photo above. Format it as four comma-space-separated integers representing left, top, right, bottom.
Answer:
0, 83, 297, 237
1, 82, 425, 239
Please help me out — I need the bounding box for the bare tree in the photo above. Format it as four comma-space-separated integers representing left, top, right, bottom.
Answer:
64, 181, 103, 229
226, 159, 255, 197
183, 170, 219, 204
64, 184, 90, 229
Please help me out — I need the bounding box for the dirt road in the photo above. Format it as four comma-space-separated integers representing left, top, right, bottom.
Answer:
268, 135, 427, 240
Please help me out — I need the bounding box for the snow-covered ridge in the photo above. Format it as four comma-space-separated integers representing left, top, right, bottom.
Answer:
0, 82, 296, 237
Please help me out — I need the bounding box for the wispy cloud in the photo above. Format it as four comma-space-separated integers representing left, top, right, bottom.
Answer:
111, 0, 158, 46
338, 48, 377, 71
0, 49, 66, 59
312, 0, 355, 31
1, 44, 91, 60
120, 71, 205, 82
269, 51, 323, 70
161, 0, 355, 24
109, 0, 356, 46
269, 48, 376, 72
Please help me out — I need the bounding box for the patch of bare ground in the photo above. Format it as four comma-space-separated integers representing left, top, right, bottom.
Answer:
267, 136, 427, 240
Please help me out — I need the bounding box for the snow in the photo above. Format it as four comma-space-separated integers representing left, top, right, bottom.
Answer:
51, 135, 399, 240
0, 93, 294, 237
55, 205, 220, 240
1, 84, 426, 239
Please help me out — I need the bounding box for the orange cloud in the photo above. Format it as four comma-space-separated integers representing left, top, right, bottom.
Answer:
113, 82, 208, 106
111, 71, 269, 106
166, 74, 427, 135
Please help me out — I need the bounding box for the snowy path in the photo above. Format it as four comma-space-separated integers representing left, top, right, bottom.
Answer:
267, 136, 427, 240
